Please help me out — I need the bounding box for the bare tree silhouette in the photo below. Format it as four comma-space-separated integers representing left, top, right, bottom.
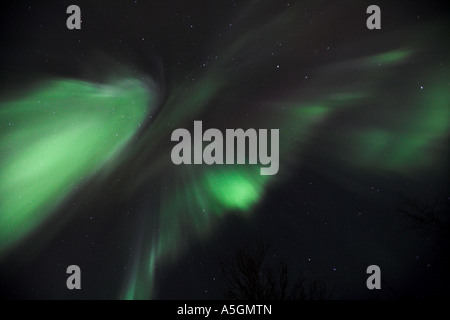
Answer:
397, 195, 450, 241
396, 194, 450, 298
220, 243, 327, 300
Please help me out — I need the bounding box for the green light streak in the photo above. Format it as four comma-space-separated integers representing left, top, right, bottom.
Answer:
349, 73, 449, 172
365, 49, 413, 66
0, 78, 152, 255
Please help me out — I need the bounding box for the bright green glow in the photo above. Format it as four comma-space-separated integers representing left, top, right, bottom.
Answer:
206, 169, 263, 211
151, 168, 267, 266
0, 78, 152, 254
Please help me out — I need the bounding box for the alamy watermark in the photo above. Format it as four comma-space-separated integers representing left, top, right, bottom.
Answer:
171, 121, 279, 175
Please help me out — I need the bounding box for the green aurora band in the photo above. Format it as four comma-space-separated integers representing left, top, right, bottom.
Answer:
0, 78, 152, 255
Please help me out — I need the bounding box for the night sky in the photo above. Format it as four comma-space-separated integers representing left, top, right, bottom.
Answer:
0, 0, 448, 300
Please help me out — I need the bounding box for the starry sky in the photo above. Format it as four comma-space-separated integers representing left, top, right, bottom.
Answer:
0, 0, 448, 299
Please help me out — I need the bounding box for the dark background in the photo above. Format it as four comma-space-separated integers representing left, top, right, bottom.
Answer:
0, 0, 448, 299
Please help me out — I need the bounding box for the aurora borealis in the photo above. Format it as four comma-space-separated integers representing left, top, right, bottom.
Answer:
0, 0, 448, 300
0, 78, 153, 255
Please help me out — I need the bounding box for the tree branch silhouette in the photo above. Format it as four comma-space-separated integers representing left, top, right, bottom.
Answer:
220, 243, 327, 300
